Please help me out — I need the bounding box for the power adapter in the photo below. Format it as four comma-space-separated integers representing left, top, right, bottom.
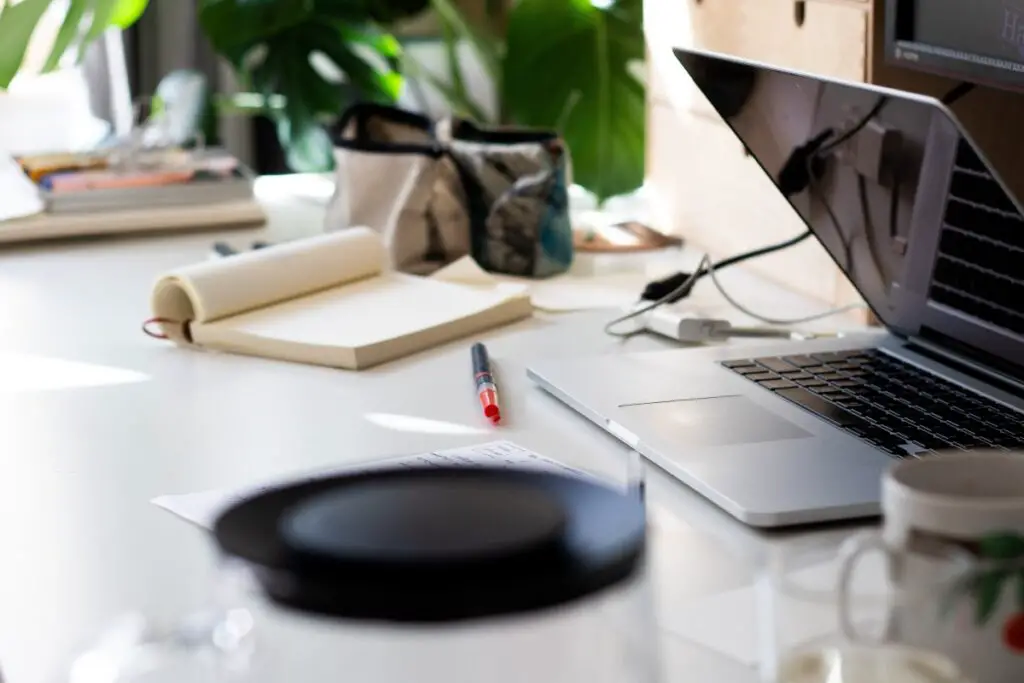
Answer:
639, 308, 735, 343
637, 306, 796, 344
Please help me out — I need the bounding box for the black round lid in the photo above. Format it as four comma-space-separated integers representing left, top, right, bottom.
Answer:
213, 466, 646, 623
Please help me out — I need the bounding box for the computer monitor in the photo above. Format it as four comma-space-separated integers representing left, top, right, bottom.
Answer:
886, 0, 1024, 91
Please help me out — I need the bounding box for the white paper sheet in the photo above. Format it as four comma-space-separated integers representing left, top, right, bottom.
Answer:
0, 154, 43, 222
152, 441, 593, 530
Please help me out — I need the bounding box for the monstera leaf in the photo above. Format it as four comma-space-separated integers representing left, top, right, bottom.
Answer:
0, 0, 152, 88
199, 0, 427, 171
502, 0, 645, 201
0, 0, 50, 88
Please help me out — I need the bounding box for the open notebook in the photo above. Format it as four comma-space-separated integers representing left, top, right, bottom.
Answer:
149, 227, 532, 369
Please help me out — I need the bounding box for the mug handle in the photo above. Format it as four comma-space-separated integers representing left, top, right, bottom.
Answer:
836, 531, 894, 647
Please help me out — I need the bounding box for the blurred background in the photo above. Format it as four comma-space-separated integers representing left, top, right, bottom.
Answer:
0, 0, 646, 203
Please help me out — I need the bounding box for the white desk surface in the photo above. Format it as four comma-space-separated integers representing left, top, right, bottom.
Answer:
0, 176, 870, 682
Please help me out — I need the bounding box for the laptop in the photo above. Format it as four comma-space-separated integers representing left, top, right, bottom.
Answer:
527, 47, 1024, 527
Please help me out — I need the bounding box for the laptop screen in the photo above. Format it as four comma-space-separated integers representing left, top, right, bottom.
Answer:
673, 47, 1024, 379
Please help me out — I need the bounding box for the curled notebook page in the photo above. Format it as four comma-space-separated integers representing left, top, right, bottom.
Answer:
150, 227, 385, 341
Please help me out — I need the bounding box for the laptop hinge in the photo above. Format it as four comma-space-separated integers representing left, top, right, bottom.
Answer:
903, 335, 1024, 401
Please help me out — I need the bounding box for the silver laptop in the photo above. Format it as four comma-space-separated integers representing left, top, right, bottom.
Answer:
528, 48, 1024, 527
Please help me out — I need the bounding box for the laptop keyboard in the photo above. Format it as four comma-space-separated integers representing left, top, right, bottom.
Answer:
722, 349, 1024, 457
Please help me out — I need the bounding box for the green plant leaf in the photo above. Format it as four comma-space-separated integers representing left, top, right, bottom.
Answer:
198, 0, 315, 52
310, 0, 371, 21
78, 0, 122, 61
339, 26, 402, 61
42, 0, 87, 73
980, 533, 1024, 560
276, 93, 334, 172
110, 0, 149, 28
312, 0, 428, 23
502, 0, 645, 201
367, 0, 430, 24
0, 0, 52, 89
1018, 570, 1024, 610
975, 570, 1009, 626
307, 22, 401, 102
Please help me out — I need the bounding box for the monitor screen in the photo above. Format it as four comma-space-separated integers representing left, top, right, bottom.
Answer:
912, 0, 1024, 65
888, 0, 1024, 91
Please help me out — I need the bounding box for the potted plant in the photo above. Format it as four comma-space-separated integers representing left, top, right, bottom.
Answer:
199, 0, 645, 202
197, 0, 432, 172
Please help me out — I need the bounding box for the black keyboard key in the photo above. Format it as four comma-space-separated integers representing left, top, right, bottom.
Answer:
747, 372, 778, 382
991, 433, 1024, 449
834, 380, 864, 388
781, 371, 813, 380
813, 352, 859, 363
730, 366, 764, 375
820, 373, 846, 381
830, 363, 857, 371
812, 385, 843, 395
796, 378, 826, 387
784, 355, 819, 367
761, 379, 797, 390
757, 357, 796, 373
806, 366, 832, 375
723, 360, 754, 368
774, 387, 869, 429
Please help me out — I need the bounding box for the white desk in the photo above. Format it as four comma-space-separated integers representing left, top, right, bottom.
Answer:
0, 177, 868, 683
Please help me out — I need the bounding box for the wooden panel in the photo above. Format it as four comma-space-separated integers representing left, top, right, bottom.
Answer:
653, 0, 869, 83
646, 102, 864, 310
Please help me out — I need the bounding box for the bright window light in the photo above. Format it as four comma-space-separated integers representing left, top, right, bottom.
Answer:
0, 353, 149, 393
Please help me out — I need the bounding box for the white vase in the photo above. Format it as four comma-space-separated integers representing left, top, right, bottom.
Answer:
0, 66, 110, 156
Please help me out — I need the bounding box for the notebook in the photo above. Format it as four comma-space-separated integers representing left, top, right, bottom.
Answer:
148, 227, 532, 369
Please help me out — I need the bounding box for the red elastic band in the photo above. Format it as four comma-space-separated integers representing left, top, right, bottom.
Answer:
142, 317, 175, 340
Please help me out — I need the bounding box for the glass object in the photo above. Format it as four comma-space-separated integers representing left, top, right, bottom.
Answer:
840, 532, 1024, 683
758, 537, 974, 683
68, 465, 660, 683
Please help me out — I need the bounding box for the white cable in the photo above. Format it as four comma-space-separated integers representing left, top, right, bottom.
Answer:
603, 255, 710, 338
704, 256, 866, 326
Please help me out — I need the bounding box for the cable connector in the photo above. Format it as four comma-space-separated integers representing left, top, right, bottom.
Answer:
637, 307, 801, 344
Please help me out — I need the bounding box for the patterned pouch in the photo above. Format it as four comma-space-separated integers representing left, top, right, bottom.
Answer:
327, 104, 574, 278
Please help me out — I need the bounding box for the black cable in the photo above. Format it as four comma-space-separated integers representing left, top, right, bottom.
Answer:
819, 96, 889, 156
941, 82, 976, 106
640, 230, 812, 303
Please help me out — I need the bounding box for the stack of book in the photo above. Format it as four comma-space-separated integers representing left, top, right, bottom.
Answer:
0, 147, 264, 245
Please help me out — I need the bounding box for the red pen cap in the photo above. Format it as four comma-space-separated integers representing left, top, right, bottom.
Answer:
478, 388, 500, 424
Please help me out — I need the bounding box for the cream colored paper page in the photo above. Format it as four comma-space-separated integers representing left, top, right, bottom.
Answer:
150, 227, 385, 340
195, 272, 529, 367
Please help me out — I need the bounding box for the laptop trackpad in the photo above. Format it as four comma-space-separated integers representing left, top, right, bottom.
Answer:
619, 395, 811, 448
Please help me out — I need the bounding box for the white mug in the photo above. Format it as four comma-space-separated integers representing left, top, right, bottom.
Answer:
838, 452, 1024, 683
